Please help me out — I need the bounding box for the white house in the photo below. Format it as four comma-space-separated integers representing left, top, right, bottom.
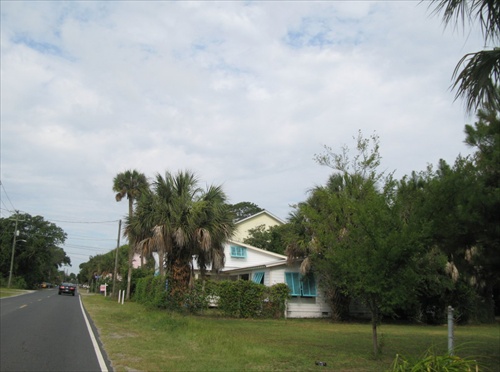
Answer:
194, 239, 331, 318
143, 210, 332, 318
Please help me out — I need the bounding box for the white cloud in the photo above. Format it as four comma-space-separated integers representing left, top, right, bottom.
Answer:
1, 1, 485, 273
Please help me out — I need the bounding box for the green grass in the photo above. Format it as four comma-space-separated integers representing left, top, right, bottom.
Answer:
0, 287, 33, 298
81, 293, 500, 371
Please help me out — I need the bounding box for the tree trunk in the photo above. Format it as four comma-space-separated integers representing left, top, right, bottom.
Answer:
369, 297, 380, 356
371, 315, 378, 356
171, 258, 191, 297
126, 244, 134, 300
482, 283, 495, 322
158, 245, 165, 276
126, 198, 134, 300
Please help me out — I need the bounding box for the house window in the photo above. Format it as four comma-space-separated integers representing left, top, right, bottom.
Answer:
285, 272, 317, 297
252, 271, 265, 284
230, 245, 247, 258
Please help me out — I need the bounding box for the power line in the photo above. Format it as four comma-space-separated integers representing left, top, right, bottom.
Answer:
68, 252, 98, 259
1, 203, 13, 215
64, 243, 116, 252
47, 218, 120, 224
0, 181, 16, 212
68, 235, 117, 241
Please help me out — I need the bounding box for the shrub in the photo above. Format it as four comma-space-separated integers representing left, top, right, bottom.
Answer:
133, 276, 289, 319
134, 275, 168, 308
261, 283, 290, 318
217, 280, 289, 319
0, 276, 27, 289
182, 280, 214, 313
218, 280, 265, 318
390, 347, 481, 371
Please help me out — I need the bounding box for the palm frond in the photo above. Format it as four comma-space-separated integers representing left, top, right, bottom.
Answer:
453, 48, 500, 112
429, 0, 500, 43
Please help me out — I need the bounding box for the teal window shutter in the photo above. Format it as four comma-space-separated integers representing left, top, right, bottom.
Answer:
301, 275, 317, 297
285, 272, 301, 296
230, 245, 247, 258
285, 272, 317, 297
252, 272, 264, 284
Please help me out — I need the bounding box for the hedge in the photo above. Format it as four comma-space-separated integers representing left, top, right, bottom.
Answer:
134, 275, 290, 318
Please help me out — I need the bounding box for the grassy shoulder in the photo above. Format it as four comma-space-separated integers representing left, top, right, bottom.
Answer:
81, 293, 500, 371
0, 287, 34, 298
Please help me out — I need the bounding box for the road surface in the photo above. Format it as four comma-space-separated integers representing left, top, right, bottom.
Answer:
0, 288, 110, 371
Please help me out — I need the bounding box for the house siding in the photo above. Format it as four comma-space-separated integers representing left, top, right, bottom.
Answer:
233, 212, 284, 242
271, 265, 331, 319
223, 243, 285, 270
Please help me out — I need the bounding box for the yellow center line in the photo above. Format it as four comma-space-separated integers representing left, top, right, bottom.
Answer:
19, 304, 27, 308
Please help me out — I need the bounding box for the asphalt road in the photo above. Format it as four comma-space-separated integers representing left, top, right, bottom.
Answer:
0, 288, 110, 371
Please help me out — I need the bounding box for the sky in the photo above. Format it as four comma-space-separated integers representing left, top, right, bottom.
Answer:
0, 1, 486, 275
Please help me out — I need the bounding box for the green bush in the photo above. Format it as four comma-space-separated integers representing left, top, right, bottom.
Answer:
0, 276, 27, 289
182, 280, 214, 313
134, 275, 168, 308
218, 280, 265, 318
133, 276, 289, 319
390, 347, 481, 371
261, 283, 290, 318
217, 280, 289, 319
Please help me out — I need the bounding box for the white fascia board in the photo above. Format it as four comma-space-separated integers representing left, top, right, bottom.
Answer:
235, 210, 286, 225
227, 239, 287, 260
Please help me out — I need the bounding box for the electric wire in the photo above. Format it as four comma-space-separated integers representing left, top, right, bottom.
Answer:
0, 180, 16, 211
0, 188, 123, 270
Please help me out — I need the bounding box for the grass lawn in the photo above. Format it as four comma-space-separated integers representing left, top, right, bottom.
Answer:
81, 293, 499, 372
0, 287, 34, 298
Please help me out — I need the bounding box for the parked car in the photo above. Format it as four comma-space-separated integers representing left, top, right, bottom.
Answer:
58, 283, 76, 296
41, 282, 53, 288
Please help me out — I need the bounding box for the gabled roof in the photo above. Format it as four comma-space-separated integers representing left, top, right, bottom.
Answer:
192, 240, 287, 272
235, 210, 286, 225
221, 260, 289, 274
227, 239, 287, 260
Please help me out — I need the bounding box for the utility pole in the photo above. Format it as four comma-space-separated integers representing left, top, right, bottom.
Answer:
112, 219, 122, 297
7, 211, 20, 288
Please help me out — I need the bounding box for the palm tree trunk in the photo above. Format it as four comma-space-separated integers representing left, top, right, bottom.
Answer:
171, 258, 191, 295
126, 244, 134, 300
158, 245, 165, 276
126, 198, 134, 300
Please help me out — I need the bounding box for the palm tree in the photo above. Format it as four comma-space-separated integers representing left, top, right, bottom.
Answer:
124, 189, 159, 273
112, 169, 148, 299
429, 0, 500, 112
149, 170, 235, 295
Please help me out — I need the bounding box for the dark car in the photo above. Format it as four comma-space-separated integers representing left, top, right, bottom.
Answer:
58, 283, 76, 296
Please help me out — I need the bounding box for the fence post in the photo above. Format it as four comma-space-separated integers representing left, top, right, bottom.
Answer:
448, 306, 454, 355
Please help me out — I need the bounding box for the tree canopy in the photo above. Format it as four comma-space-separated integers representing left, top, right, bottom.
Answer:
0, 212, 70, 288
287, 133, 434, 355
243, 224, 289, 255
228, 202, 263, 221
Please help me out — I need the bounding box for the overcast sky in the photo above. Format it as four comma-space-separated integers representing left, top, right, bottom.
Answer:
1, 1, 485, 274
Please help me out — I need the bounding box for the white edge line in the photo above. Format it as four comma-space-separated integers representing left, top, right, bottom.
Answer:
79, 295, 109, 372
